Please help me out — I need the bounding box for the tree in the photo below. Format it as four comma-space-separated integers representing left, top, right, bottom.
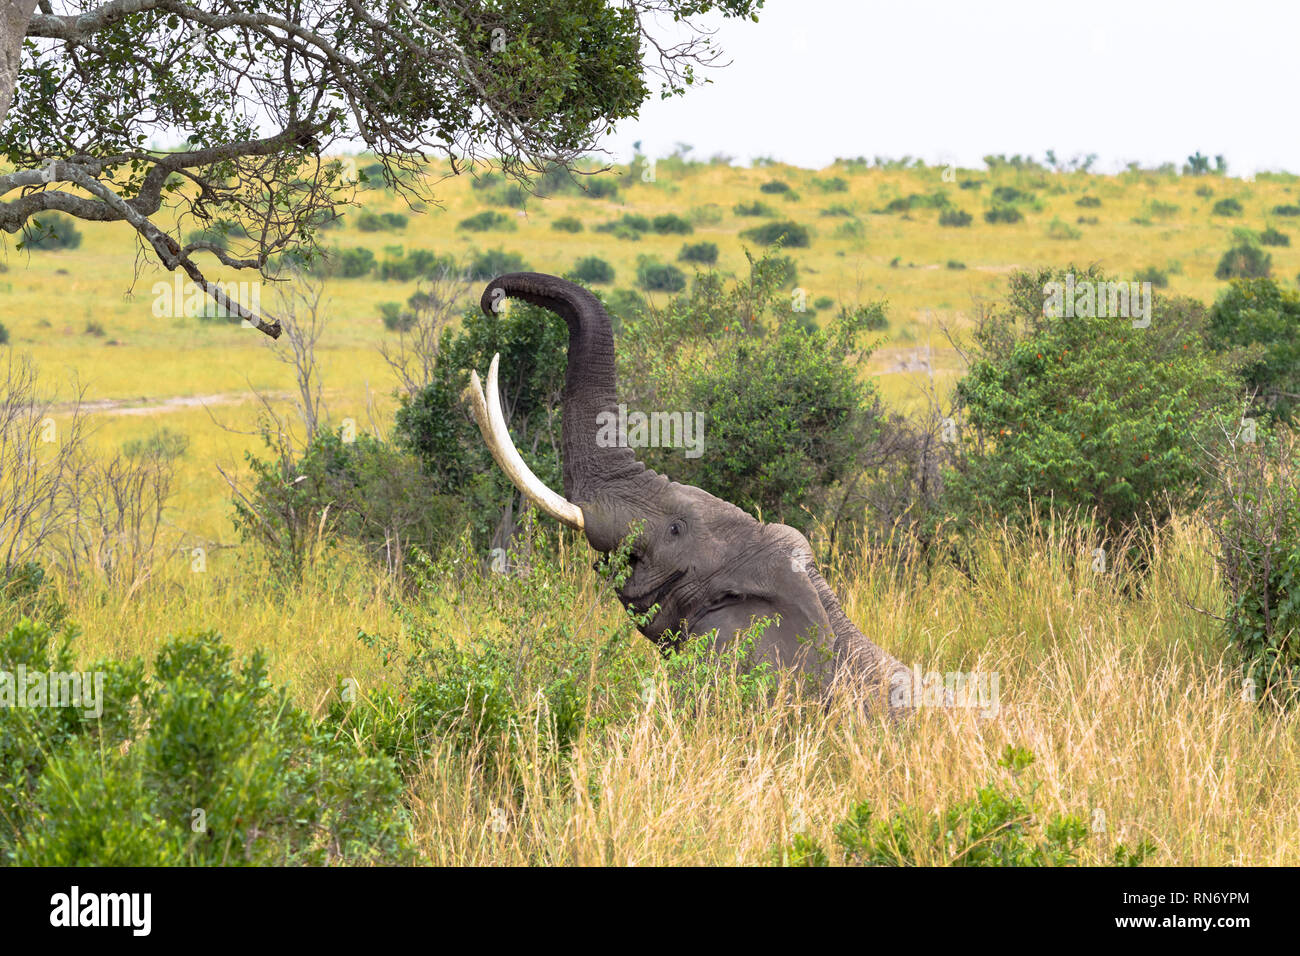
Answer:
0, 0, 761, 335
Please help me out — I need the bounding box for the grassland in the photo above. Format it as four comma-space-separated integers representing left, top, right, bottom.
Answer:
2, 157, 1299, 865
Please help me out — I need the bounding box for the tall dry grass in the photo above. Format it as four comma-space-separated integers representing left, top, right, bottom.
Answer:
31, 511, 1300, 866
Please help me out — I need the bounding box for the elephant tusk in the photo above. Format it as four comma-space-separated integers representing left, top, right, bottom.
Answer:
463, 353, 585, 531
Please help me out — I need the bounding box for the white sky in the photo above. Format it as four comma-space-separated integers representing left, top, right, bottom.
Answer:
597, 0, 1300, 175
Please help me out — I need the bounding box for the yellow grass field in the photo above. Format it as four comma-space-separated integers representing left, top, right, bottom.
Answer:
2, 158, 1298, 866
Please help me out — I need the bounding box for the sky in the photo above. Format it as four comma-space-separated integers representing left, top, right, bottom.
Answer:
596, 0, 1300, 176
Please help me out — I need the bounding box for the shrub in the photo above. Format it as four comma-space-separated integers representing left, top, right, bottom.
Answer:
678, 241, 719, 265
1212, 197, 1244, 217
636, 258, 687, 292
1207, 278, 1300, 422
594, 214, 651, 240
939, 207, 972, 227
820, 203, 856, 217
992, 186, 1031, 204
458, 210, 516, 232
356, 210, 409, 231
569, 255, 615, 284
984, 204, 1023, 224
1, 624, 411, 864
690, 204, 724, 225
810, 176, 847, 192
1272, 204, 1300, 217
550, 216, 583, 233
122, 428, 189, 461
335, 246, 376, 278
468, 247, 530, 280
739, 220, 811, 248
1206, 432, 1300, 705
1260, 227, 1290, 247
733, 200, 775, 217
1215, 242, 1272, 280
770, 747, 1154, 867
1046, 217, 1082, 240
488, 184, 529, 208
651, 213, 694, 235
947, 260, 967, 270
944, 266, 1240, 541
1134, 266, 1169, 288
581, 178, 620, 199
22, 214, 83, 250
759, 180, 792, 194
380, 301, 417, 331
1144, 199, 1179, 220
0, 323, 8, 346
1075, 195, 1101, 208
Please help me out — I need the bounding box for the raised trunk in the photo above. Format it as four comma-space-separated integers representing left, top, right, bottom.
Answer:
806, 565, 909, 697
480, 273, 645, 504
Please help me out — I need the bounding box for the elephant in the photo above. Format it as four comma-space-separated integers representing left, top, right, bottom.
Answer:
463, 272, 910, 712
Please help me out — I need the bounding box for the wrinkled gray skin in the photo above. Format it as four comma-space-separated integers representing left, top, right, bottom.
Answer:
483, 273, 910, 710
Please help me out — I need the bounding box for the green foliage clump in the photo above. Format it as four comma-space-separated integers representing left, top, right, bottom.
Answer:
1208, 278, 1300, 422
21, 214, 83, 250
732, 200, 775, 217
984, 204, 1023, 224
594, 213, 651, 240
1046, 217, 1082, 240
739, 220, 811, 248
1, 623, 410, 865
810, 176, 847, 192
356, 210, 409, 232
636, 258, 687, 292
770, 747, 1155, 867
1206, 434, 1300, 706
550, 216, 584, 233
943, 266, 1240, 541
1216, 242, 1272, 280
122, 427, 189, 461
1272, 204, 1300, 217
1211, 197, 1244, 217
1075, 195, 1101, 208
569, 255, 615, 284
938, 207, 972, 227
1259, 227, 1290, 247
1135, 266, 1169, 288
651, 213, 693, 235
458, 210, 516, 232
468, 247, 529, 280
678, 241, 719, 265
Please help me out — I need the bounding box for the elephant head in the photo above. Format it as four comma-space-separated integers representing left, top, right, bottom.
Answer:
464, 272, 909, 711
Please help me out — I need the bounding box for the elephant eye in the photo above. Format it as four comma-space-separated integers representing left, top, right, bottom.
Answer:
668, 520, 683, 537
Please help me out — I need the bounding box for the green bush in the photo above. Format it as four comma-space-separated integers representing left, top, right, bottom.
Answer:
569, 255, 615, 284
1206, 434, 1300, 706
733, 200, 775, 217
770, 747, 1155, 867
122, 427, 189, 461
944, 266, 1240, 541
0, 323, 8, 346
739, 220, 811, 248
1046, 217, 1082, 240
939, 207, 972, 227
1272, 204, 1300, 217
947, 260, 967, 270
468, 247, 529, 280
636, 258, 687, 292
1207, 278, 1300, 422
1134, 266, 1169, 288
1260, 227, 1290, 247
22, 214, 83, 250
984, 204, 1023, 224
233, 428, 461, 576
810, 176, 847, 192
331, 246, 376, 278
678, 242, 719, 265
550, 216, 584, 233
651, 213, 694, 235
1212, 197, 1244, 216
581, 178, 620, 199
1, 623, 411, 864
594, 213, 651, 240
458, 210, 516, 232
1215, 242, 1272, 280
759, 180, 792, 194
356, 210, 409, 232
1075, 195, 1102, 208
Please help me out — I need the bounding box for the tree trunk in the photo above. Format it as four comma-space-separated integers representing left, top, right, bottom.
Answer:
0, 0, 36, 125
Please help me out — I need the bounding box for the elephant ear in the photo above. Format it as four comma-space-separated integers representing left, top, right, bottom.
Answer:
690, 531, 837, 679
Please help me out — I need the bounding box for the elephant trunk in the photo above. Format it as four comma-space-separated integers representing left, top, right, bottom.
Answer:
480, 273, 645, 509
806, 564, 909, 709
